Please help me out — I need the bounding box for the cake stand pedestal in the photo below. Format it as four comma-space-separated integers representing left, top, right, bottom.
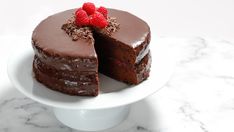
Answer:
7, 38, 175, 131
54, 105, 130, 131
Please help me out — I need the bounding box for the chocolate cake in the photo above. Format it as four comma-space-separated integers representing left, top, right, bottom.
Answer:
32, 3, 151, 96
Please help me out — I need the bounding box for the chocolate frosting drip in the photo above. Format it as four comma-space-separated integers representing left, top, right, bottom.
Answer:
61, 17, 94, 41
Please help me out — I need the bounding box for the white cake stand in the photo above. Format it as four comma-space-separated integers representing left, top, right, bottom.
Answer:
7, 39, 175, 131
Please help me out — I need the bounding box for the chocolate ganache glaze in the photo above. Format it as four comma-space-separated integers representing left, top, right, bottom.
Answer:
32, 8, 151, 96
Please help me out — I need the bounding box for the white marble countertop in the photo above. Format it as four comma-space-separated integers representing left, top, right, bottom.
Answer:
1, 36, 234, 132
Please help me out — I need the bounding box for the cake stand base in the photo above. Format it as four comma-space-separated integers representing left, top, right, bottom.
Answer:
53, 105, 130, 131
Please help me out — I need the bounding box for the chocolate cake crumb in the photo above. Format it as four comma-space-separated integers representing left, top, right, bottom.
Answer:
61, 17, 94, 42
97, 17, 120, 36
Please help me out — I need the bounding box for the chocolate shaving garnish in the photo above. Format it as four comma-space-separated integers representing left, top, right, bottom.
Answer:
96, 17, 120, 36
61, 17, 94, 42
62, 15, 120, 41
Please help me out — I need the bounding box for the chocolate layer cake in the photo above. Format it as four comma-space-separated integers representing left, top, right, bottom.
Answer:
32, 7, 151, 96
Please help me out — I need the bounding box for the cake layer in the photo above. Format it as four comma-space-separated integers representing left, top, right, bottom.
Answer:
94, 32, 150, 65
33, 59, 99, 96
98, 52, 151, 84
107, 9, 150, 48
34, 55, 98, 82
32, 9, 150, 65
33, 45, 98, 72
94, 9, 151, 65
32, 9, 97, 58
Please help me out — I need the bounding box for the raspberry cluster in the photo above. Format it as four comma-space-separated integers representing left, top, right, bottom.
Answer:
75, 2, 108, 28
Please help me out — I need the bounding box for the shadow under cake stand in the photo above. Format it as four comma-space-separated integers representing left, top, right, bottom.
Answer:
7, 42, 175, 131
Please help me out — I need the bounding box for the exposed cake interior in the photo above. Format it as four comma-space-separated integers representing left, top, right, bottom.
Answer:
94, 9, 151, 84
94, 32, 151, 84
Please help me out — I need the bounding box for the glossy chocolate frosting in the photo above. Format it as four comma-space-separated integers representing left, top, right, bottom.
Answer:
32, 9, 150, 59
108, 9, 150, 48
32, 10, 96, 58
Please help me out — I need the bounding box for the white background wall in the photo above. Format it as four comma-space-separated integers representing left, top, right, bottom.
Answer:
0, 0, 233, 39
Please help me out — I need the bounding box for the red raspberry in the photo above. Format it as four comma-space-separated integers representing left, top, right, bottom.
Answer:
82, 2, 96, 15
90, 12, 108, 28
75, 8, 82, 15
97, 6, 108, 18
75, 9, 90, 26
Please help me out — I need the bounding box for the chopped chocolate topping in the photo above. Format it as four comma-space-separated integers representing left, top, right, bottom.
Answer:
61, 17, 94, 42
62, 15, 120, 41
96, 17, 120, 36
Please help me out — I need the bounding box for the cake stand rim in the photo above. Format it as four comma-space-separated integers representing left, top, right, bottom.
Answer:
7, 42, 176, 110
